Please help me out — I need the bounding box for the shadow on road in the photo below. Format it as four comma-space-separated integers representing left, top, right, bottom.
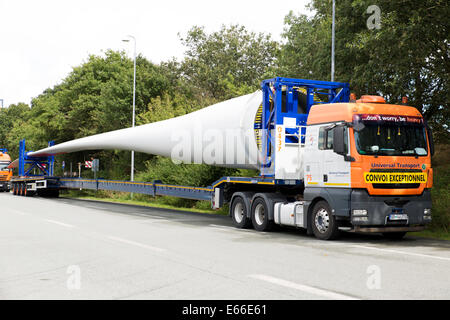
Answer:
55, 196, 450, 249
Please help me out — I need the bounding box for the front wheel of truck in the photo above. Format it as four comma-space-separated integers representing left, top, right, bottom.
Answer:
311, 201, 340, 240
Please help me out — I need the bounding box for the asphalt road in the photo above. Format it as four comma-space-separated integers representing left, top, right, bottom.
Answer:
0, 192, 449, 300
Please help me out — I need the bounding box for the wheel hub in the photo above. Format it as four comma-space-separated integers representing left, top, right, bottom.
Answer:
234, 202, 244, 223
254, 203, 265, 226
315, 208, 330, 233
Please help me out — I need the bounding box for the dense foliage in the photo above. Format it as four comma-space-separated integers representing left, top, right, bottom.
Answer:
280, 0, 449, 143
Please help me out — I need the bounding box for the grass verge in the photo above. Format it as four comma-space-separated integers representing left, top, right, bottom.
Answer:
61, 189, 229, 216
411, 230, 450, 241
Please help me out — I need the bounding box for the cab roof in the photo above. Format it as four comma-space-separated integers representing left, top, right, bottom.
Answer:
306, 103, 423, 125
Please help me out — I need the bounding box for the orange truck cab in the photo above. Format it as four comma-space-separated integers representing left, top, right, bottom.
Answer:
0, 148, 12, 191
303, 95, 433, 239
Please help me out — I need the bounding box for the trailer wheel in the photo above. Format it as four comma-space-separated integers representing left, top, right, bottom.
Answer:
19, 184, 24, 196
311, 201, 340, 240
12, 184, 16, 195
24, 185, 34, 197
231, 196, 251, 228
251, 197, 273, 231
382, 232, 406, 240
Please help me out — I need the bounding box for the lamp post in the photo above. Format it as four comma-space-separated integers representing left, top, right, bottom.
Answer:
122, 35, 136, 185
331, 0, 335, 82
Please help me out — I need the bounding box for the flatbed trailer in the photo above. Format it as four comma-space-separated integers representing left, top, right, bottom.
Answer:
11, 174, 294, 206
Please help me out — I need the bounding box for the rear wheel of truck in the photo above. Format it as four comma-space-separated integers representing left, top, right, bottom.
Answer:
231, 196, 251, 228
251, 197, 273, 231
311, 201, 340, 240
382, 232, 406, 240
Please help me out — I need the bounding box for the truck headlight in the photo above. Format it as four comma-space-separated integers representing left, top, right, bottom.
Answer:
424, 208, 431, 215
353, 209, 368, 216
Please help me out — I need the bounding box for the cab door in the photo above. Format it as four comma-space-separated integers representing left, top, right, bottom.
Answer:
321, 126, 351, 188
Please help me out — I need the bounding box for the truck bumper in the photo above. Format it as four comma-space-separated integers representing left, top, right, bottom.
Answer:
350, 189, 432, 231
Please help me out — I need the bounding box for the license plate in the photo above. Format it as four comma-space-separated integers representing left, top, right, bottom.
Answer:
389, 214, 408, 220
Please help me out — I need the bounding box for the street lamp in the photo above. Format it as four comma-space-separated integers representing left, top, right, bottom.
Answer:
331, 0, 336, 82
122, 35, 136, 184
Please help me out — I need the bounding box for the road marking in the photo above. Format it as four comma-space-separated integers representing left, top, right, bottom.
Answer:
44, 219, 75, 228
107, 236, 165, 252
209, 224, 247, 230
249, 274, 359, 300
128, 218, 170, 224
8, 208, 28, 216
351, 245, 450, 262
209, 224, 235, 229
209, 224, 257, 233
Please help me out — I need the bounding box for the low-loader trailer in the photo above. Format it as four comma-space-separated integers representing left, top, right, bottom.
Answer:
9, 78, 434, 240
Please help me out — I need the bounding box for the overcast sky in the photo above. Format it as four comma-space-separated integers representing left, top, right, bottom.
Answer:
0, 0, 312, 107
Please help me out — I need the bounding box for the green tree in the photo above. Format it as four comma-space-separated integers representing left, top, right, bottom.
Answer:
11, 50, 172, 178
279, 0, 449, 142
0, 102, 31, 156
178, 25, 279, 100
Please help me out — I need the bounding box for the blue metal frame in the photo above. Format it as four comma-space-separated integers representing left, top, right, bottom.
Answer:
18, 139, 55, 177
258, 77, 350, 176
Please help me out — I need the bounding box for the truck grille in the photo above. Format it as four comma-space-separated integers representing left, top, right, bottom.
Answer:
0, 175, 8, 181
370, 169, 422, 189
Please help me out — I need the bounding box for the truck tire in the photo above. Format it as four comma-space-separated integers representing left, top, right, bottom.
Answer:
12, 184, 16, 195
231, 196, 251, 228
311, 201, 340, 240
382, 232, 406, 240
251, 197, 274, 231
24, 185, 34, 197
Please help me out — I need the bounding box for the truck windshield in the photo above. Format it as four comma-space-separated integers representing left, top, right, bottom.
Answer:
354, 115, 428, 156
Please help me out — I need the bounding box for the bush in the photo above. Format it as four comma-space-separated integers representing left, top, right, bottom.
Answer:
428, 144, 450, 232
135, 156, 238, 187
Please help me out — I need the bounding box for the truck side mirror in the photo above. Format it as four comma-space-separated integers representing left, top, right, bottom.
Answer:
426, 125, 435, 156
333, 126, 346, 155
